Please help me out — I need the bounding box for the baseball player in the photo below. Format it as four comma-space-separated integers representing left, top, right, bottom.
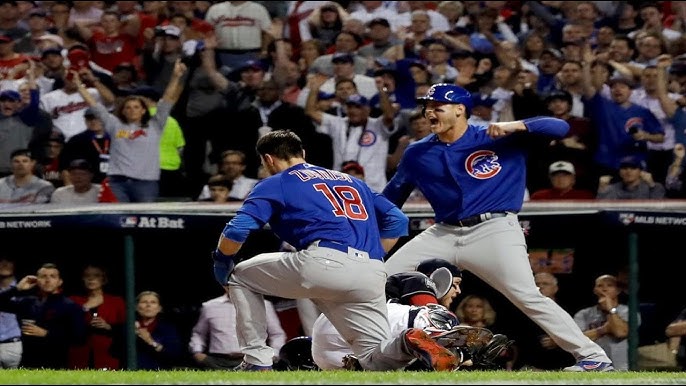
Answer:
311, 258, 505, 371
383, 83, 615, 372
211, 130, 460, 372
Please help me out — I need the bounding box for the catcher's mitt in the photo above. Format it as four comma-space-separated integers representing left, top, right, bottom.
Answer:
429, 326, 493, 350
468, 334, 515, 369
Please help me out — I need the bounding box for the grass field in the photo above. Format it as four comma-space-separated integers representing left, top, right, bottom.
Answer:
1, 370, 685, 385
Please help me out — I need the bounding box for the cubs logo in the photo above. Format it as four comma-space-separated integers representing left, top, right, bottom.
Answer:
358, 130, 377, 146
624, 117, 643, 133
465, 150, 501, 179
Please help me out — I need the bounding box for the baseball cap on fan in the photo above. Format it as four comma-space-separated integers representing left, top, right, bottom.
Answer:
548, 161, 575, 175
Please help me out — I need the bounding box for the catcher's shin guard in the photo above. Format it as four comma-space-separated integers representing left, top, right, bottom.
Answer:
403, 328, 460, 371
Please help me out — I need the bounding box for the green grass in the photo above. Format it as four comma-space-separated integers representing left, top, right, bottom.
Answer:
1, 370, 685, 385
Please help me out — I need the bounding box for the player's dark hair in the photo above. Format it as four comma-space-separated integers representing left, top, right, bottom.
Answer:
256, 130, 304, 161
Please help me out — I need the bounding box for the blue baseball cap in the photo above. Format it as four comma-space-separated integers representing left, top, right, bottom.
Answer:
317, 91, 335, 100
416, 83, 473, 112
331, 52, 354, 64
471, 93, 498, 108
0, 89, 20, 101
619, 155, 646, 170
344, 94, 368, 107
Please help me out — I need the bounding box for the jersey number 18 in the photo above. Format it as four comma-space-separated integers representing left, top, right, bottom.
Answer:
314, 183, 369, 221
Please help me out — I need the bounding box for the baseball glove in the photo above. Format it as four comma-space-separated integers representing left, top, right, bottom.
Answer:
429, 326, 494, 350
468, 334, 515, 369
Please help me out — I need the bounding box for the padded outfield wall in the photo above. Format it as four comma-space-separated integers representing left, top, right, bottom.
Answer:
1, 201, 685, 369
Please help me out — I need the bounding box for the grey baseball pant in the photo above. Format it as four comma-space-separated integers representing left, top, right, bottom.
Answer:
228, 241, 415, 370
384, 213, 611, 363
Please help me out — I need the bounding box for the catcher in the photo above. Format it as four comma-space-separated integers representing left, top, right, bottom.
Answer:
310, 258, 513, 371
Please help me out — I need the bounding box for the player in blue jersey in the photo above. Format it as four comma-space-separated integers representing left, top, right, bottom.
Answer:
383, 83, 615, 372
211, 130, 461, 372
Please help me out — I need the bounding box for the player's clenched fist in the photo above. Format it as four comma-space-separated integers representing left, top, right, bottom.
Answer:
486, 121, 527, 139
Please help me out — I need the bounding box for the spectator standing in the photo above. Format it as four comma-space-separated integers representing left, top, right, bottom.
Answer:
50, 159, 101, 205
68, 264, 126, 370
573, 274, 637, 371
74, 10, 140, 73
0, 256, 21, 369
74, 59, 187, 203
306, 76, 398, 193
0, 87, 40, 177
197, 150, 258, 201
581, 44, 664, 176
189, 288, 286, 370
13, 7, 52, 57
132, 86, 187, 200
111, 291, 183, 370
530, 161, 595, 200
0, 263, 86, 369
58, 107, 110, 185
204, 1, 273, 71
39, 65, 115, 142
596, 155, 666, 199
307, 31, 368, 78
535, 89, 596, 192
0, 148, 54, 204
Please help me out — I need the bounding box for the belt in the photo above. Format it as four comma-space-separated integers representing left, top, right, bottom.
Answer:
0, 337, 20, 344
317, 240, 349, 253
445, 212, 510, 227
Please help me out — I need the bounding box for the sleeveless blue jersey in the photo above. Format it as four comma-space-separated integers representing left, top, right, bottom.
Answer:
384, 118, 569, 223
233, 163, 398, 260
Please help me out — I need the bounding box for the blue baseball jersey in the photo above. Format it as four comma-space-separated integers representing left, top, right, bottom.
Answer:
585, 93, 663, 169
383, 117, 569, 223
227, 163, 405, 260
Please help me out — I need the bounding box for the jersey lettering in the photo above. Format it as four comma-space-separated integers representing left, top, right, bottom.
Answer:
313, 183, 369, 220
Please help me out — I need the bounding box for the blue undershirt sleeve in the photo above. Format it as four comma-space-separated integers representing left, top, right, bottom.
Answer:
221, 213, 262, 243
522, 116, 570, 138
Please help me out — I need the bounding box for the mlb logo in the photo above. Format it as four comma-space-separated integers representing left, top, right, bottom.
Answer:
120, 216, 138, 227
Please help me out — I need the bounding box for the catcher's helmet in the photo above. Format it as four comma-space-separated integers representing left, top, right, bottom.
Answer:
277, 336, 319, 371
416, 83, 473, 113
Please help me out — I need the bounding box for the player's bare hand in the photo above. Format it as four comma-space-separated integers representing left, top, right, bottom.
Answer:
486, 121, 526, 139
631, 129, 648, 141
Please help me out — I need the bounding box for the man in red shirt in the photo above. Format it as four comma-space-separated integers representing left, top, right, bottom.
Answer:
530, 161, 596, 200
74, 10, 140, 72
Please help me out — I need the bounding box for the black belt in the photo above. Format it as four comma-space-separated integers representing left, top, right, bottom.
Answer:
445, 212, 510, 227
0, 337, 20, 344
317, 240, 349, 253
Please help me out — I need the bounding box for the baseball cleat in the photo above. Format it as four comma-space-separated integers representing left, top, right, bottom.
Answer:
233, 361, 272, 371
403, 328, 460, 371
563, 360, 615, 372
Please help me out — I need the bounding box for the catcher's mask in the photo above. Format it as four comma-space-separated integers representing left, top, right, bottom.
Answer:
414, 304, 460, 331
277, 336, 319, 371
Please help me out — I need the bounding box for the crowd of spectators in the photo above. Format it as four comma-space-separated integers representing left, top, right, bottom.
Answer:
1, 0, 686, 372
0, 0, 683, 204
